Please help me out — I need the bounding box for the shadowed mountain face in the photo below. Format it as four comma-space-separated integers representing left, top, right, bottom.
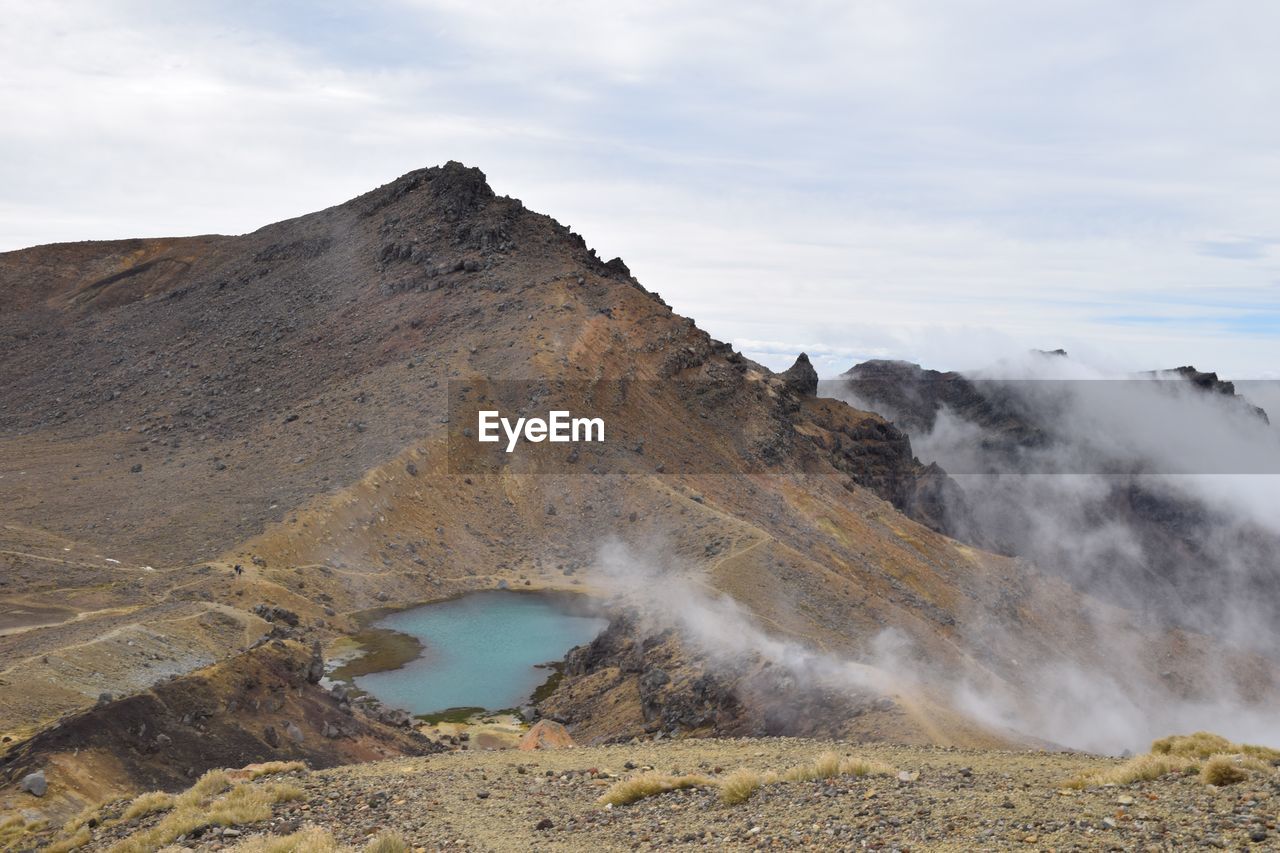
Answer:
2, 165, 1278, 816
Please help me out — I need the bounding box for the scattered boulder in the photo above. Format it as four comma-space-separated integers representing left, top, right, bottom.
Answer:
306, 641, 324, 684
252, 604, 300, 626
518, 719, 576, 751
19, 769, 47, 797
284, 721, 305, 743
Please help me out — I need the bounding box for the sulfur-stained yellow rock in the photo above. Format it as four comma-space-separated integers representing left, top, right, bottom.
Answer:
518, 720, 576, 751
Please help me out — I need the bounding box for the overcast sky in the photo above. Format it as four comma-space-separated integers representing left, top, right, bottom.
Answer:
3, 1, 1279, 377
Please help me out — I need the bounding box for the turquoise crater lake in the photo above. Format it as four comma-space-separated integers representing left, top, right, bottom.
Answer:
352, 591, 607, 717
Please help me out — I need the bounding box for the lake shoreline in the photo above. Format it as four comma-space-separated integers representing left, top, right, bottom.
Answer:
326, 589, 606, 722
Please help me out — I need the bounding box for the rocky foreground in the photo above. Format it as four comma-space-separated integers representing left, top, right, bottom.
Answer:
34, 736, 1280, 851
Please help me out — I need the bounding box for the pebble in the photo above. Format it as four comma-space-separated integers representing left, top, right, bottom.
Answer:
68, 738, 1279, 851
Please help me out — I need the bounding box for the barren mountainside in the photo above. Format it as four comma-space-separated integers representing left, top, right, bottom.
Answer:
2, 164, 1278, 840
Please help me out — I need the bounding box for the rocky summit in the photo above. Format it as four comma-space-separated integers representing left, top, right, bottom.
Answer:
1, 165, 1278, 851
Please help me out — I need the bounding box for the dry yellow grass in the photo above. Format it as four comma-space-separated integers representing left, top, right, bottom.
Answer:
363, 830, 410, 853
1151, 732, 1233, 759
1151, 731, 1280, 763
718, 768, 767, 805
47, 788, 177, 850
601, 751, 901, 808
1, 814, 46, 850
782, 751, 842, 782
60, 804, 102, 837
229, 825, 344, 853
611, 752, 900, 808
723, 752, 896, 804
1200, 755, 1249, 786
1068, 753, 1193, 788
44, 828, 92, 852
779, 751, 897, 785
1071, 732, 1280, 789
108, 780, 304, 853
227, 826, 407, 853
120, 791, 176, 822
246, 760, 308, 780
597, 771, 715, 806
838, 756, 897, 777
176, 768, 233, 806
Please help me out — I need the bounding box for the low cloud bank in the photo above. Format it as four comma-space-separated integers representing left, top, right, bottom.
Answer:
589, 355, 1280, 753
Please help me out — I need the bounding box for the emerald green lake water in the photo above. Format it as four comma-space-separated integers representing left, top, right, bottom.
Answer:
353, 591, 606, 717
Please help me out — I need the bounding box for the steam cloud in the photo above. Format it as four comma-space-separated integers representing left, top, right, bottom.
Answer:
591, 355, 1280, 754
591, 538, 902, 700
838, 355, 1280, 751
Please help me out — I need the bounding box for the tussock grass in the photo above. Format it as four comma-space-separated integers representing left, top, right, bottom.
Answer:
718, 768, 768, 805
1, 814, 47, 849
1070, 731, 1280, 789
1200, 755, 1250, 786
733, 753, 895, 803
121, 791, 176, 822
229, 826, 344, 852
228, 826, 408, 853
782, 751, 842, 782
838, 756, 898, 777
1151, 731, 1280, 763
108, 780, 304, 853
48, 803, 104, 849
598, 771, 715, 806
60, 805, 102, 836
363, 830, 410, 853
246, 760, 308, 780
1068, 753, 1194, 788
607, 752, 900, 808
780, 751, 897, 785
1151, 732, 1233, 759
176, 768, 233, 806
1240, 744, 1280, 763
45, 828, 92, 852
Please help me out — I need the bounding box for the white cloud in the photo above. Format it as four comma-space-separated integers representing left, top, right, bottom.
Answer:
3, 1, 1279, 375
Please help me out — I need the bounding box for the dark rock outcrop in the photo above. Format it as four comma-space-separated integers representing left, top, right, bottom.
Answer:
0, 641, 438, 800
798, 396, 976, 542
1160, 366, 1269, 423
837, 359, 1049, 454
542, 614, 892, 743
780, 353, 819, 397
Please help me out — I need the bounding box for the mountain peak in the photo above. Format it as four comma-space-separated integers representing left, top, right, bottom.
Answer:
351, 160, 496, 221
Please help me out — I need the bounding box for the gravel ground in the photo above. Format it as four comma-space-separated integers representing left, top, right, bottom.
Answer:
82, 737, 1280, 851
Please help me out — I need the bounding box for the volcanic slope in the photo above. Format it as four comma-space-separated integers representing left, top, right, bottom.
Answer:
1, 164, 1276, 815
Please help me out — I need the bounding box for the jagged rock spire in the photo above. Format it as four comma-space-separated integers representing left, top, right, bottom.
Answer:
781, 352, 818, 396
